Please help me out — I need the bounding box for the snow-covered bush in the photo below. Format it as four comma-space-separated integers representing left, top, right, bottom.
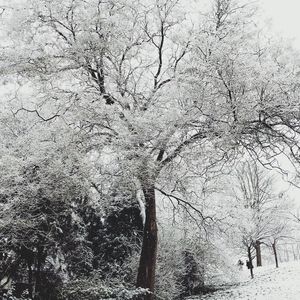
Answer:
60, 276, 148, 300
155, 235, 185, 300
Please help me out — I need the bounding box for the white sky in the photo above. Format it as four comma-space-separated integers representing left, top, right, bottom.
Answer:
258, 0, 300, 49
256, 0, 300, 201
189, 0, 300, 49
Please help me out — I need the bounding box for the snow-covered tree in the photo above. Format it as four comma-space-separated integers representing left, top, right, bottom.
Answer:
2, 0, 300, 298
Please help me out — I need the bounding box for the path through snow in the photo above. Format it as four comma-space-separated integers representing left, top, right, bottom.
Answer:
188, 261, 300, 300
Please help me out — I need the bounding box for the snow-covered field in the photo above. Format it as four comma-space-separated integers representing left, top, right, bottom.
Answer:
189, 261, 300, 300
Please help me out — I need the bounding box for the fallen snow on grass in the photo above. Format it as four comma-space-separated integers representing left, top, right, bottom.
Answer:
189, 261, 300, 300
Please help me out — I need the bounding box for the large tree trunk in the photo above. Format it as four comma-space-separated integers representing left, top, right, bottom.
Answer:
272, 242, 279, 268
27, 262, 33, 299
255, 240, 262, 267
136, 183, 158, 300
35, 247, 43, 299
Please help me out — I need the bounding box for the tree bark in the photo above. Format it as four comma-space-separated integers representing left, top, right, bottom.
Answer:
136, 183, 158, 300
272, 242, 279, 268
27, 262, 33, 299
247, 246, 254, 279
35, 247, 43, 299
255, 240, 262, 267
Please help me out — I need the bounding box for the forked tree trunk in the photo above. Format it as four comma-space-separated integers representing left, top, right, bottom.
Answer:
255, 240, 262, 267
272, 242, 279, 268
136, 183, 158, 300
247, 246, 254, 279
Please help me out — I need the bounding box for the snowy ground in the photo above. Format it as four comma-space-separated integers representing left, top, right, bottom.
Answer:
188, 261, 300, 300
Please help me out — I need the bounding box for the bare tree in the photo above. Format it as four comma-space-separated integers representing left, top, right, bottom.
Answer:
235, 161, 276, 267
234, 160, 294, 275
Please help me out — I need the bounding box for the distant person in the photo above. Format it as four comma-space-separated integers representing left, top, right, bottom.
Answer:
246, 260, 253, 270
238, 259, 244, 270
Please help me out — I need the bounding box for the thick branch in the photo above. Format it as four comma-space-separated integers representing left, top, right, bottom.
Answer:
155, 187, 213, 223
14, 108, 60, 122
161, 131, 208, 166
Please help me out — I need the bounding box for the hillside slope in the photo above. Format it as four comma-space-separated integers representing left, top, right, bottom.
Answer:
188, 261, 300, 300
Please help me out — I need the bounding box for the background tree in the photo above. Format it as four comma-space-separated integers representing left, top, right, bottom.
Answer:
223, 160, 294, 277
264, 195, 294, 268
235, 161, 276, 267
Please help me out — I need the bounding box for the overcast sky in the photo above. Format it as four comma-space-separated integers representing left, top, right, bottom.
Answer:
256, 0, 300, 201
258, 0, 300, 48
188, 0, 300, 49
